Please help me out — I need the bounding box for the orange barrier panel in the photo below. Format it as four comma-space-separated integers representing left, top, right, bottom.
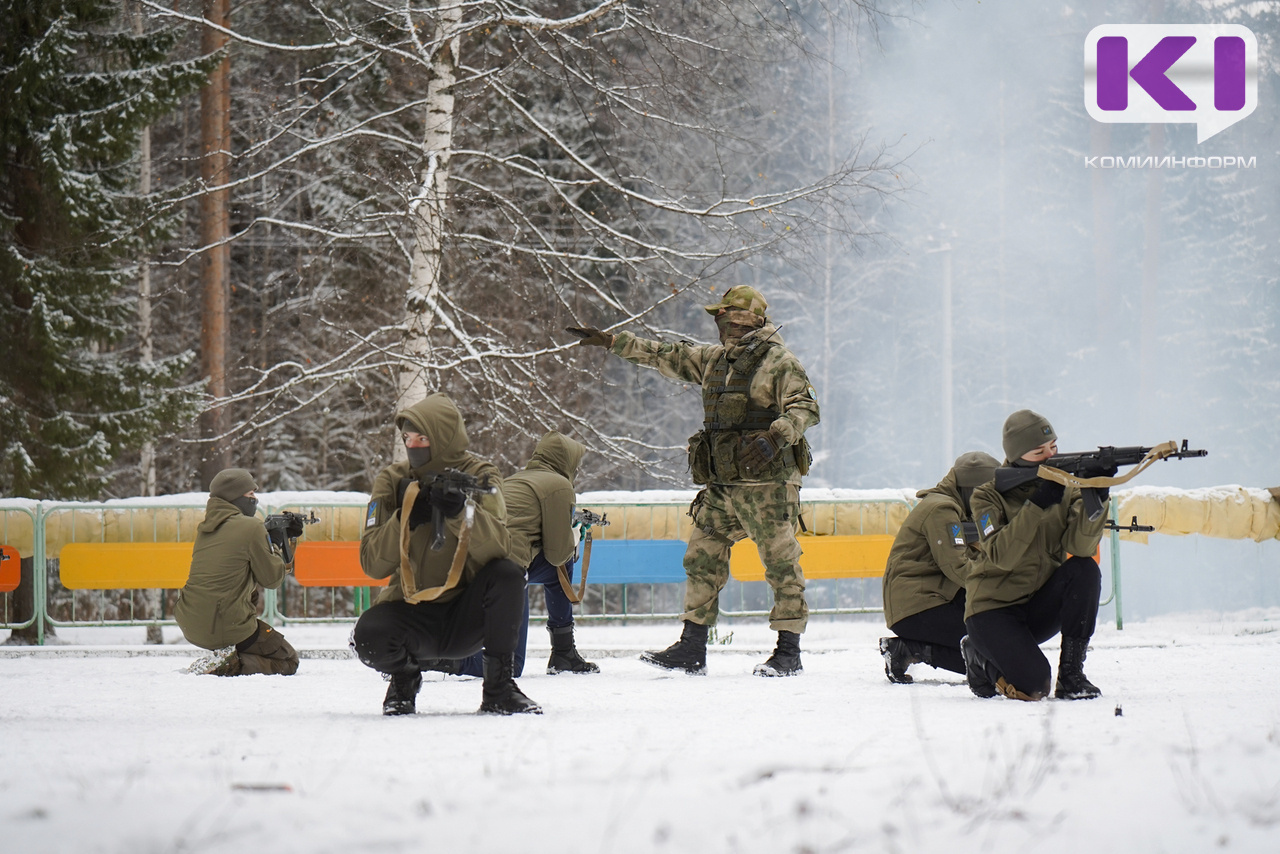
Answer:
729, 533, 896, 582
293, 541, 387, 588
59, 542, 194, 590
1, 545, 20, 593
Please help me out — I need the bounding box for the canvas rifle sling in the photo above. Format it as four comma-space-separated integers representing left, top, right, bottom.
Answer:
556, 528, 592, 605
1035, 440, 1179, 491
398, 480, 473, 603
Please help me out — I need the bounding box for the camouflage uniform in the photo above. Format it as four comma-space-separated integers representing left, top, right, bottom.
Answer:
609, 288, 819, 633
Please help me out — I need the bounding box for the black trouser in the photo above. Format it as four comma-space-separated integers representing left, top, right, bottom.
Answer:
351, 558, 526, 675
459, 551, 576, 678
889, 590, 966, 675
964, 556, 1101, 697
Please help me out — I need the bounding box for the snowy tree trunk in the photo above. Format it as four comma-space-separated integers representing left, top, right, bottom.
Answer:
199, 0, 232, 486
134, 0, 163, 645
396, 5, 462, 426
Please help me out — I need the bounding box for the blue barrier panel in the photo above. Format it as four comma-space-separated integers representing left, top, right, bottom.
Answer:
586, 540, 687, 584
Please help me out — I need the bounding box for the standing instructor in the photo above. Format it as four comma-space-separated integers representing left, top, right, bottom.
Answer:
569, 285, 820, 676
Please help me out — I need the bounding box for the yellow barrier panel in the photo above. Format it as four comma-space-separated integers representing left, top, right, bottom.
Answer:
59, 542, 194, 590
729, 533, 895, 581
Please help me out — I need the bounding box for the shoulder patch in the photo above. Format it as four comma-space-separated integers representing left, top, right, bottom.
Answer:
365, 499, 378, 528
949, 522, 965, 547
806, 385, 817, 400
980, 512, 995, 537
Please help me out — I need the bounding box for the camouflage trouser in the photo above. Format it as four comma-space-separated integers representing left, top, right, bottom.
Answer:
682, 482, 807, 633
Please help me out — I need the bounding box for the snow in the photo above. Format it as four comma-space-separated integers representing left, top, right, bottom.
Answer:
3, 613, 1279, 853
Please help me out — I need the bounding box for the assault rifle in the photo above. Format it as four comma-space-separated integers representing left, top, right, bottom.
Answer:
419, 469, 498, 552
1105, 516, 1155, 533
994, 440, 1207, 522
263, 510, 319, 564
572, 507, 610, 530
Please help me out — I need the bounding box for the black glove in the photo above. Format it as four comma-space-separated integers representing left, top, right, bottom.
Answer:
285, 517, 306, 538
406, 489, 433, 531
1029, 479, 1066, 509
427, 482, 467, 519
565, 326, 615, 348
1079, 460, 1120, 479
267, 526, 288, 550
739, 430, 780, 475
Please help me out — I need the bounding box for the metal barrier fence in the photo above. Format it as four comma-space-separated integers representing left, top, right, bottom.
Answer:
0, 491, 1130, 643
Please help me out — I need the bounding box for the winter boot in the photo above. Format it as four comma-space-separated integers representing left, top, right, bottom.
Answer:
879, 636, 929, 684
382, 670, 422, 716
1054, 636, 1102, 700
639, 620, 708, 675
754, 630, 803, 677
185, 645, 240, 676
479, 653, 543, 715
546, 625, 600, 675
961, 635, 998, 699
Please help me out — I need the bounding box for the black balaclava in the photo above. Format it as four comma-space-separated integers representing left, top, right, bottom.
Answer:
230, 495, 258, 517
406, 445, 432, 469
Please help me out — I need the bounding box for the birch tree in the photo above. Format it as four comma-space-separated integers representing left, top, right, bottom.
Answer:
139, 0, 899, 487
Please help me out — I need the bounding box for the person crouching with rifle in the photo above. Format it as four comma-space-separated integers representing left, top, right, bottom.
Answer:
175, 468, 300, 676
350, 392, 541, 716
960, 410, 1109, 701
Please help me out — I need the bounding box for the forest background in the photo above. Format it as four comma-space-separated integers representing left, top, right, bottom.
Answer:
3, 0, 1278, 505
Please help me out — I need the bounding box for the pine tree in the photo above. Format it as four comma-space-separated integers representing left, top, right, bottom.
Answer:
0, 0, 213, 499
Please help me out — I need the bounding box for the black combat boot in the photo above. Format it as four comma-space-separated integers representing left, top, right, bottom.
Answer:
639, 620, 708, 674
1054, 636, 1102, 700
479, 653, 543, 715
546, 625, 600, 675
754, 630, 803, 677
879, 636, 930, 684
382, 669, 422, 716
961, 635, 998, 699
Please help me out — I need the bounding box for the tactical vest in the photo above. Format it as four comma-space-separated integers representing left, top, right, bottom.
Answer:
688, 338, 798, 484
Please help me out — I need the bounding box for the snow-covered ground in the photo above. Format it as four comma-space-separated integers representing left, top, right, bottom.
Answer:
2, 613, 1279, 853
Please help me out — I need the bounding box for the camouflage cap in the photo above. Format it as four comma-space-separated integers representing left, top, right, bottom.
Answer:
953, 451, 1000, 488
209, 467, 258, 501
1002, 409, 1057, 461
704, 285, 768, 317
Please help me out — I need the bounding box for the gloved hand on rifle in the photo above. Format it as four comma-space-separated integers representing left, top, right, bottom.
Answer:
407, 480, 468, 531
565, 326, 614, 348
267, 526, 289, 551
1078, 460, 1120, 479
285, 516, 307, 539
740, 428, 783, 475
1029, 478, 1066, 509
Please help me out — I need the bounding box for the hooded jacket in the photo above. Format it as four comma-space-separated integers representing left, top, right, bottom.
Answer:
359, 393, 510, 605
882, 468, 976, 627
964, 474, 1107, 620
610, 323, 819, 485
503, 432, 586, 569
175, 497, 287, 649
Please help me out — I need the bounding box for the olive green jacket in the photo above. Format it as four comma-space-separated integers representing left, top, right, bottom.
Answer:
503, 432, 585, 569
882, 468, 975, 627
964, 476, 1107, 620
611, 324, 819, 485
175, 498, 287, 650
360, 394, 510, 605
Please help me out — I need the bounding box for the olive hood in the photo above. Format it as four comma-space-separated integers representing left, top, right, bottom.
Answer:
395, 393, 469, 475
524, 431, 585, 482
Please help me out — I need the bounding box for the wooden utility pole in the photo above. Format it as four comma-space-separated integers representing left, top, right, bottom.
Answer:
199, 0, 231, 486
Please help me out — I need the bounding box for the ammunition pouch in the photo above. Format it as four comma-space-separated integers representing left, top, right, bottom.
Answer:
688, 431, 713, 485
794, 435, 812, 476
